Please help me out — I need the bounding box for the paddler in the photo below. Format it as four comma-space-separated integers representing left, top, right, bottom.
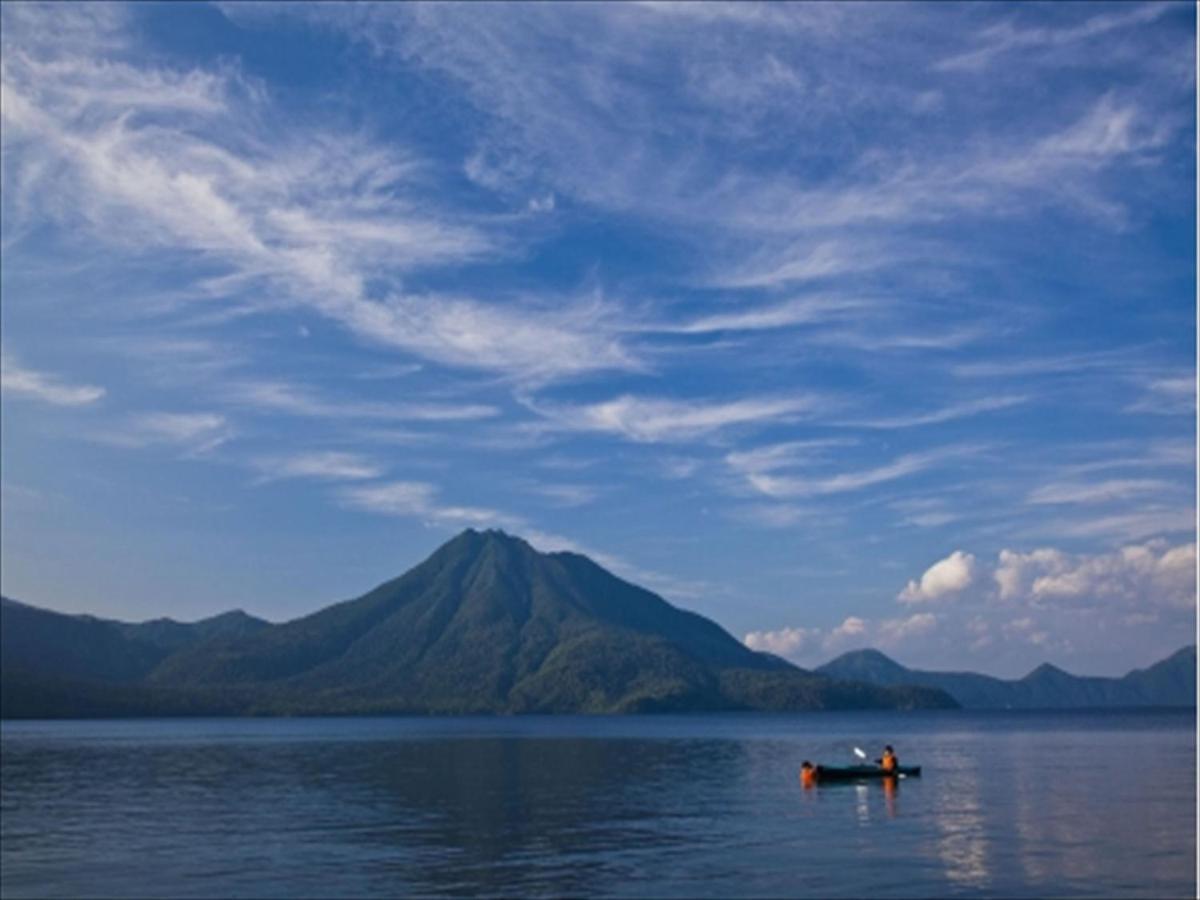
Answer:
877, 745, 898, 773
799, 760, 816, 787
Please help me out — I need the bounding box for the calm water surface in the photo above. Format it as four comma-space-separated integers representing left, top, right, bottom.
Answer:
1, 710, 1194, 898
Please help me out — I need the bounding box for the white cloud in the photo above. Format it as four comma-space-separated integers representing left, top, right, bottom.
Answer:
995, 541, 1196, 610
1041, 508, 1196, 543
707, 240, 879, 290
746, 445, 983, 499
744, 612, 936, 663
744, 626, 818, 658
665, 295, 871, 335
340, 480, 501, 528
533, 393, 822, 443
725, 439, 855, 476
949, 347, 1147, 379
734, 503, 813, 529
841, 395, 1025, 430
1, 354, 105, 406
878, 612, 938, 644
825, 615, 867, 648
99, 411, 232, 455
1027, 478, 1172, 505
899, 550, 977, 603
935, 4, 1175, 73
528, 483, 599, 507
1, 19, 640, 385
254, 452, 384, 483
227, 380, 499, 422
1126, 375, 1196, 416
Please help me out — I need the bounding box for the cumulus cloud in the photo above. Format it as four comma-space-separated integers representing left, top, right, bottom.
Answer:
994, 541, 1196, 610
744, 626, 818, 658
744, 613, 934, 663
878, 612, 938, 644
824, 615, 868, 649
830, 615, 867, 638
898, 550, 977, 603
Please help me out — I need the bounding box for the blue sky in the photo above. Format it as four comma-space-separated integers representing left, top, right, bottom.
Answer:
1, 1, 1194, 677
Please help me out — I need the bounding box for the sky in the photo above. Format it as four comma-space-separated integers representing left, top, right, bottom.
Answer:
0, 1, 1195, 678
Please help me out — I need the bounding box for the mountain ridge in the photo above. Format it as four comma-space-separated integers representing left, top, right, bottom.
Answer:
817, 646, 1196, 709
1, 530, 956, 717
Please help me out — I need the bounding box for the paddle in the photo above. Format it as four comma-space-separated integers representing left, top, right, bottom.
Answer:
857, 745, 909, 778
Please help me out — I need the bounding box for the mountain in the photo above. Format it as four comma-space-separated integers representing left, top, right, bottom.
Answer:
818, 646, 1197, 709
2, 530, 956, 717
0, 597, 273, 718
118, 610, 269, 653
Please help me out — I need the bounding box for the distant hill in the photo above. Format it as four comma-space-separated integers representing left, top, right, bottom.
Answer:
1, 531, 956, 717
817, 646, 1197, 709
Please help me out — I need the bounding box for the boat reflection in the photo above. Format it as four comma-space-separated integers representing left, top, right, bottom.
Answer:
798, 774, 901, 819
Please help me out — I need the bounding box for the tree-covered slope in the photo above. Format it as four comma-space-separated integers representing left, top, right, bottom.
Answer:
2, 531, 956, 717
148, 530, 955, 714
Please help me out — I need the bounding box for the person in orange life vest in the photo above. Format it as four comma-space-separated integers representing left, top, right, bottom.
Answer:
799, 760, 816, 787
877, 745, 898, 772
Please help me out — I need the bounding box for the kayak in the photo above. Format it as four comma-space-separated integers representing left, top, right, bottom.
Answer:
813, 764, 921, 781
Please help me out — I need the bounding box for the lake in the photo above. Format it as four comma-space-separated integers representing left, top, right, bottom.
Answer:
1, 710, 1194, 898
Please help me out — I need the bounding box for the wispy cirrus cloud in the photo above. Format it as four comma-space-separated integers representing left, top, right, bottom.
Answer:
95, 411, 233, 455
1031, 508, 1197, 544
1, 8, 640, 386
659, 294, 872, 336
935, 3, 1177, 73
253, 451, 384, 483
529, 393, 826, 443
950, 347, 1154, 379
339, 480, 501, 528
226, 379, 499, 422
1125, 375, 1196, 416
527, 483, 601, 508
1, 353, 105, 406
744, 445, 986, 500
725, 438, 857, 477
839, 395, 1026, 430
1026, 478, 1174, 506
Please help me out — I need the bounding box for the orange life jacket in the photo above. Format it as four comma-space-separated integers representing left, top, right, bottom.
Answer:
881, 752, 897, 772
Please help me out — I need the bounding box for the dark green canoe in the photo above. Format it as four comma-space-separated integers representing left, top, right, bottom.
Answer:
814, 764, 921, 781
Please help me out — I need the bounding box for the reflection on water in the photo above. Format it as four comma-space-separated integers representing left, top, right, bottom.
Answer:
931, 759, 990, 890
1, 711, 1194, 899
855, 783, 871, 825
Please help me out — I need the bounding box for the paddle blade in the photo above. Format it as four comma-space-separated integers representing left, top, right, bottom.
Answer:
853, 746, 867, 759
